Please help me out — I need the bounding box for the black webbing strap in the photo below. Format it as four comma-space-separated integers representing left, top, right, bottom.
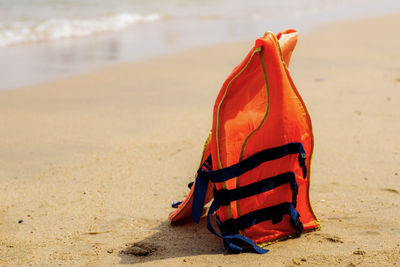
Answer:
213, 172, 299, 206
200, 142, 307, 184
220, 202, 303, 237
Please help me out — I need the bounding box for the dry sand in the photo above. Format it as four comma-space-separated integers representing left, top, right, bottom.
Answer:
1, 14, 399, 266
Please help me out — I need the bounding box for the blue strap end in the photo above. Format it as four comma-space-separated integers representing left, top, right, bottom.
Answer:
171, 201, 183, 208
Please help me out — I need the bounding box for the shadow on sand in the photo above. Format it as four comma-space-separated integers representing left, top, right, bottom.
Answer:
118, 216, 225, 264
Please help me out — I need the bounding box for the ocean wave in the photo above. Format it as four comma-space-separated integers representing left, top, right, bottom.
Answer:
0, 12, 161, 47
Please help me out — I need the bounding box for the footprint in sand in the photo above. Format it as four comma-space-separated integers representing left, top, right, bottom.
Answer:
315, 233, 343, 243
324, 235, 343, 243
120, 242, 158, 256
362, 230, 381, 236
353, 249, 366, 256
380, 188, 399, 194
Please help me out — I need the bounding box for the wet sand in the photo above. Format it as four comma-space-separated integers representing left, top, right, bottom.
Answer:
0, 14, 399, 266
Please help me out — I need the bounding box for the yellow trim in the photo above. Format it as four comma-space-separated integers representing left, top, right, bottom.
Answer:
283, 65, 320, 226
238, 50, 270, 161
257, 226, 320, 248
272, 31, 320, 226
252, 33, 320, 247
199, 131, 212, 165
235, 49, 271, 217
215, 47, 262, 169
215, 47, 262, 219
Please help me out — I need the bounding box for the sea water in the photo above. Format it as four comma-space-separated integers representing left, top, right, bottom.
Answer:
0, 0, 399, 90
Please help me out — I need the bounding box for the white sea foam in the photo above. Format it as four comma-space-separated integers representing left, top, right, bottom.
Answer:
0, 12, 161, 47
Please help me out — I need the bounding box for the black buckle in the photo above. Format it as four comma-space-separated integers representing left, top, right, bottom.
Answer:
197, 167, 210, 181
213, 187, 231, 206
298, 148, 307, 179
301, 165, 307, 179
298, 152, 306, 166
290, 217, 304, 237
220, 218, 239, 235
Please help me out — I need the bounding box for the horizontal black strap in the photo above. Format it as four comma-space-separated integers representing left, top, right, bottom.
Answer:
214, 172, 298, 206
192, 143, 306, 224
200, 142, 306, 184
220, 202, 302, 236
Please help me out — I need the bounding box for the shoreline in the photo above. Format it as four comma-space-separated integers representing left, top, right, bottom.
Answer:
1, 14, 399, 266
1, 9, 400, 92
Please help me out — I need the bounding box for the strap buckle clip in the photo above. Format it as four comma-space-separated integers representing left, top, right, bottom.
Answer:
213, 187, 231, 206
290, 216, 304, 237
197, 167, 210, 181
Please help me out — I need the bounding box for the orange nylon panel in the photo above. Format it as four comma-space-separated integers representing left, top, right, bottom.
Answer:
170, 30, 318, 244
245, 215, 295, 244
210, 31, 318, 241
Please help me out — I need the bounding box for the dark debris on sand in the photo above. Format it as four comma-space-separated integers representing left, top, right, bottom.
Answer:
120, 242, 158, 256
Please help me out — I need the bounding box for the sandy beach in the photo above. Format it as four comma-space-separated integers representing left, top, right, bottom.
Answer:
1, 14, 399, 266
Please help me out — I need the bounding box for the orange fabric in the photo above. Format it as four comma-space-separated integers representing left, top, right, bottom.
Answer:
169, 30, 300, 222
210, 30, 318, 243
170, 29, 318, 245
169, 30, 300, 223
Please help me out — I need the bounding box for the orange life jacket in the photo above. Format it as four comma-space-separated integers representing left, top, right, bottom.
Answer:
170, 29, 319, 254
